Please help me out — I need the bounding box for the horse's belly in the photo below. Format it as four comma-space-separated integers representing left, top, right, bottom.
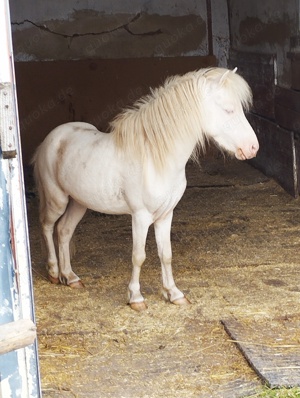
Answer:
69, 184, 130, 215
84, 191, 130, 214
87, 200, 130, 215
59, 167, 131, 214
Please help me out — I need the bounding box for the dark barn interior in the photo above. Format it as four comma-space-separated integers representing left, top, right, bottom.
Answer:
8, 0, 300, 397
12, 0, 300, 198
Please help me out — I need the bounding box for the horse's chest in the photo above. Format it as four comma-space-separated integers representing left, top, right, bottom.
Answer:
143, 180, 186, 218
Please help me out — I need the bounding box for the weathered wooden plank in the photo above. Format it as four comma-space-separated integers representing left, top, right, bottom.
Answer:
229, 50, 275, 119
294, 135, 300, 195
276, 86, 300, 113
288, 52, 300, 90
275, 105, 300, 134
229, 50, 300, 198
0, 319, 36, 355
222, 317, 300, 388
216, 379, 261, 398
275, 86, 300, 133
248, 113, 298, 197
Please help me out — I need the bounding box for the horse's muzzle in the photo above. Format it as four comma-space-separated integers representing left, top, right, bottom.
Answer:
236, 143, 259, 160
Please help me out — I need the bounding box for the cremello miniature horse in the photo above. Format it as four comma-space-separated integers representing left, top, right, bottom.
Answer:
33, 67, 259, 311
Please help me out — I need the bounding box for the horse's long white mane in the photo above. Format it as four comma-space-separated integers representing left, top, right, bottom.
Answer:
110, 67, 252, 169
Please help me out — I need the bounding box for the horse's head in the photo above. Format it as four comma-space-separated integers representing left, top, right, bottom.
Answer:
201, 68, 259, 160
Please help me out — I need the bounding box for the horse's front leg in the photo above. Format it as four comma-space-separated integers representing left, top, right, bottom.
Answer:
154, 212, 190, 306
128, 212, 152, 311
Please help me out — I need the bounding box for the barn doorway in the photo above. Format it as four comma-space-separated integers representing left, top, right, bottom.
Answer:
6, 1, 300, 397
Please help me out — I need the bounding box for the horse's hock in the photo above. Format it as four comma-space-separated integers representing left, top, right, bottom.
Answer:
27, 155, 300, 398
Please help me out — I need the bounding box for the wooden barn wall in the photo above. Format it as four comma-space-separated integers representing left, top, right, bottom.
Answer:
15, 56, 216, 165
228, 0, 300, 197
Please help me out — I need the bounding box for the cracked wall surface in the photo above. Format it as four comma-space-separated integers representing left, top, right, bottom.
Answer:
10, 1, 208, 61
9, 0, 217, 165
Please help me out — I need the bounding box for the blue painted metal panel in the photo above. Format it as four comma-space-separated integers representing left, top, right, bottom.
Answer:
0, 147, 23, 395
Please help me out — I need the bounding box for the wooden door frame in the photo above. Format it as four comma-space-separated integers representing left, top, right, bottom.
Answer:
0, 1, 41, 397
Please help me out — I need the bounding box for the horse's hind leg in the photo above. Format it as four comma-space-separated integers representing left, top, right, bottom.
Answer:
56, 198, 87, 287
39, 187, 69, 284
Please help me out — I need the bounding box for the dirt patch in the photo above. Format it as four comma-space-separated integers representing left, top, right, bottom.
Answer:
26, 156, 300, 398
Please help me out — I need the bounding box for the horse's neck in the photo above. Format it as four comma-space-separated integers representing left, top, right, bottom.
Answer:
151, 139, 196, 183
173, 135, 198, 168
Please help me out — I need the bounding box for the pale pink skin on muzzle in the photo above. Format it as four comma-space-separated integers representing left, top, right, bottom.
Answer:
235, 141, 259, 160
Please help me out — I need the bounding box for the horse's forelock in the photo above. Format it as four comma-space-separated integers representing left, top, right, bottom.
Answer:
202, 67, 253, 111
226, 72, 253, 110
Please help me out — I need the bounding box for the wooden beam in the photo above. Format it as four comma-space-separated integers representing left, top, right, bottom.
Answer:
206, 0, 213, 55
229, 50, 276, 120
248, 113, 298, 197
275, 86, 300, 133
287, 52, 300, 90
0, 319, 36, 355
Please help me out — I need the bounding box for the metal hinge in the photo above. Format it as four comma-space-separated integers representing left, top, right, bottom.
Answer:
0, 82, 17, 159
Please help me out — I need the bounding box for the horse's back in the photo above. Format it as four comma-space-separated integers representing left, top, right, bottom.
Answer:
39, 122, 99, 148
32, 121, 102, 191
33, 122, 102, 164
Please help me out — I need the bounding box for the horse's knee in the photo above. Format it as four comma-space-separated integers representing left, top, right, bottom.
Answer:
132, 250, 146, 267
56, 223, 72, 241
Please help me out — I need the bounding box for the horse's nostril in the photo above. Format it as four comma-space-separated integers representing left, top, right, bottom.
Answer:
251, 143, 259, 154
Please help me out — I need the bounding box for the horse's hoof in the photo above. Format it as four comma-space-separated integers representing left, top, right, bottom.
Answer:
172, 296, 191, 306
69, 280, 85, 289
48, 275, 60, 285
130, 301, 148, 312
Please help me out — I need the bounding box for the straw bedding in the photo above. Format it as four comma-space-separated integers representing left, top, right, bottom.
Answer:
26, 156, 300, 398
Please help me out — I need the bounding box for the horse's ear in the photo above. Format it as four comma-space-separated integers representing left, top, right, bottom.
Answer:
219, 67, 238, 85
219, 70, 230, 85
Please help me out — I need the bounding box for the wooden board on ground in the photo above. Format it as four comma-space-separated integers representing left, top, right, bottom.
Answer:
222, 317, 300, 388
217, 379, 261, 398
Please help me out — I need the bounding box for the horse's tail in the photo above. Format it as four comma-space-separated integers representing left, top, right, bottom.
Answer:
30, 144, 46, 218
30, 144, 51, 260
